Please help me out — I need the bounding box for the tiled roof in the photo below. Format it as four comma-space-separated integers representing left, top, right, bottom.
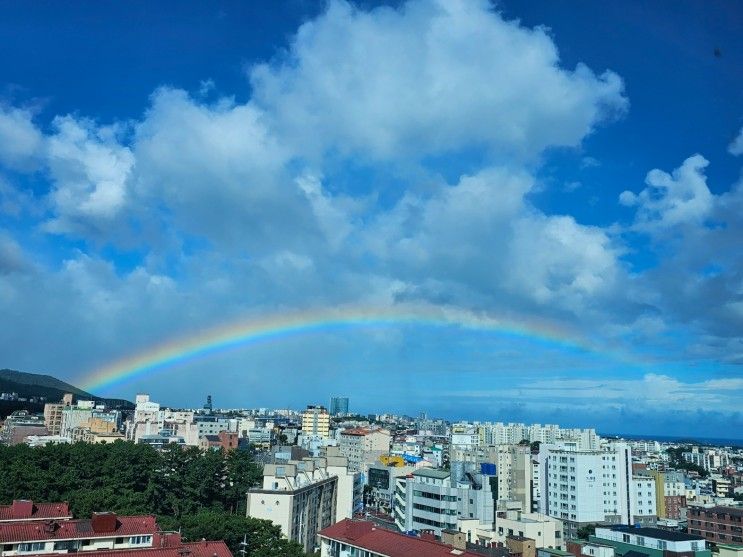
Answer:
22, 541, 232, 557
0, 502, 71, 522
319, 519, 483, 557
0, 515, 158, 543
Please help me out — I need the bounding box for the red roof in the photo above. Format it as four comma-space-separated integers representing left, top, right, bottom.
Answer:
319, 519, 483, 557
0, 515, 158, 543
21, 540, 232, 557
0, 501, 71, 522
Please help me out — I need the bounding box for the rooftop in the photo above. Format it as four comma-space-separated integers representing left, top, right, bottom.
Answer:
604, 526, 705, 543
320, 519, 483, 557
0, 515, 158, 544
23, 541, 232, 557
412, 468, 451, 480
0, 501, 71, 522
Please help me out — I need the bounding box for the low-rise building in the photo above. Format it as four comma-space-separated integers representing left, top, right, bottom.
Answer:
0, 512, 159, 556
0, 501, 71, 523
591, 525, 709, 557
318, 519, 485, 557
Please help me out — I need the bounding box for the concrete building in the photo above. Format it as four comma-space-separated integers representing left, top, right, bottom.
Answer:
450, 443, 533, 511
366, 461, 419, 513
43, 394, 73, 435
246, 449, 361, 553
329, 396, 349, 416
683, 448, 730, 472
538, 443, 657, 538
0, 411, 48, 445
591, 526, 709, 557
393, 465, 495, 538
338, 428, 392, 472
301, 405, 330, 439
687, 506, 743, 545
495, 509, 564, 549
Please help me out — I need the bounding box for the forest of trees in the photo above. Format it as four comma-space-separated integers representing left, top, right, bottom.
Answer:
0, 442, 310, 557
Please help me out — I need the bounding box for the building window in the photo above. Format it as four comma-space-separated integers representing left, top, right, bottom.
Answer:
130, 536, 153, 545
18, 543, 46, 553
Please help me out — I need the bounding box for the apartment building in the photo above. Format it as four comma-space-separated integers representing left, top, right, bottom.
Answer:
539, 443, 656, 538
301, 405, 330, 438
683, 448, 730, 472
246, 449, 361, 553
42, 394, 73, 436
687, 506, 743, 545
338, 428, 391, 472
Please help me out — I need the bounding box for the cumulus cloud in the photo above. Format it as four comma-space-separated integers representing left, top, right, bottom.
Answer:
250, 0, 627, 162
620, 154, 714, 231
729, 125, 743, 156
0, 0, 739, 418
44, 116, 134, 236
0, 105, 43, 171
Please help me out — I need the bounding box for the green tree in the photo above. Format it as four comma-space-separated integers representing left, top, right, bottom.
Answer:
167, 510, 306, 557
576, 523, 597, 540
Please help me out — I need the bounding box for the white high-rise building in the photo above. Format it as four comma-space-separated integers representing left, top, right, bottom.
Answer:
538, 442, 656, 538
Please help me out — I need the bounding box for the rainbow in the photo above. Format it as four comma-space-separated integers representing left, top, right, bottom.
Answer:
81, 304, 617, 394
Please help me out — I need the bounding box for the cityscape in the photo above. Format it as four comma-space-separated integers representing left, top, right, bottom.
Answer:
2, 385, 743, 556
1, 1, 742, 557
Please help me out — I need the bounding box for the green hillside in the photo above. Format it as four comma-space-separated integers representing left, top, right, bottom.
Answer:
0, 369, 133, 410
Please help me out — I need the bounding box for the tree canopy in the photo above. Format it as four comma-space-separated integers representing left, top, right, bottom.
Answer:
0, 442, 307, 556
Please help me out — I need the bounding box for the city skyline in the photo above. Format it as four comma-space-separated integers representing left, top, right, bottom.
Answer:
1, 0, 742, 435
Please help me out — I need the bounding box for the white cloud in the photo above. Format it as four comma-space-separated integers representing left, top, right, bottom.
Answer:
452, 373, 743, 413
250, 0, 627, 162
729, 125, 743, 156
620, 154, 713, 231
0, 105, 43, 171
44, 116, 134, 236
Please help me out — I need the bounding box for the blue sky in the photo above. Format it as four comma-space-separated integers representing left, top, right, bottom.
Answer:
1, 0, 742, 437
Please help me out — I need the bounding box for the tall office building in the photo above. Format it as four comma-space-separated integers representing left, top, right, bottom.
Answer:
301, 405, 330, 438
330, 396, 349, 416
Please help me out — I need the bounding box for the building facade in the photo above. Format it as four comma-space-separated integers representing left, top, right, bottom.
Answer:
687, 506, 743, 545
301, 405, 330, 439
329, 397, 349, 416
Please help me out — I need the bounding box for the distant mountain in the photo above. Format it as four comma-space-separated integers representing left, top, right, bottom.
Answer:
0, 368, 133, 410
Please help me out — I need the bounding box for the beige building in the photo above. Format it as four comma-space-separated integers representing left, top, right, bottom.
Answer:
338, 428, 391, 472
246, 449, 362, 553
43, 393, 73, 435
301, 405, 330, 438
459, 509, 563, 550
